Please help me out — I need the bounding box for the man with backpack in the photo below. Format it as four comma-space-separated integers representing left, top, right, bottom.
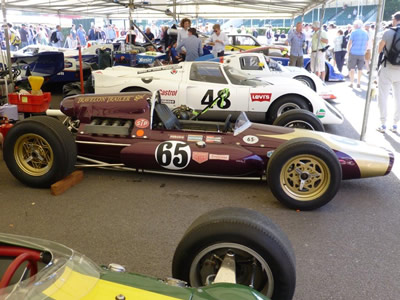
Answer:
376, 11, 400, 133
50, 25, 64, 47
7, 23, 21, 51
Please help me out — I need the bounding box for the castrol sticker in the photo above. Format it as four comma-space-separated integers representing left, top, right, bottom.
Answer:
250, 93, 272, 102
135, 118, 149, 128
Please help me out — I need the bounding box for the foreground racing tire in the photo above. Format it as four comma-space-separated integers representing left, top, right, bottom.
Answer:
273, 109, 325, 132
3, 116, 77, 188
267, 137, 342, 210
172, 207, 296, 300
267, 95, 309, 124
293, 76, 316, 91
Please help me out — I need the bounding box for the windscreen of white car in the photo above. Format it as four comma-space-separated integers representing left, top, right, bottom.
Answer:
190, 63, 228, 84
223, 65, 270, 87
264, 56, 285, 72
239, 56, 263, 71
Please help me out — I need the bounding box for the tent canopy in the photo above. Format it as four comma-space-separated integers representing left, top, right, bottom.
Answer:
4, 0, 328, 20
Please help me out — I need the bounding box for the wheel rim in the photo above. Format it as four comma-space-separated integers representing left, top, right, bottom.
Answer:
14, 134, 54, 176
296, 77, 311, 88
280, 154, 330, 201
189, 242, 274, 297
284, 120, 316, 130
277, 103, 301, 116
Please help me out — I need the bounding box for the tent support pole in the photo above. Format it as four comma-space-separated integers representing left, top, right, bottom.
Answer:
313, 2, 326, 79
1, 0, 14, 88
360, 0, 386, 140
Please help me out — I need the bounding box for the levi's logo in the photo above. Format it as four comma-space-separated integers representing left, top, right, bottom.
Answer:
251, 93, 272, 102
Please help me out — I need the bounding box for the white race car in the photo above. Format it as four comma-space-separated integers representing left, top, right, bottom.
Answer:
218, 52, 336, 100
92, 62, 344, 126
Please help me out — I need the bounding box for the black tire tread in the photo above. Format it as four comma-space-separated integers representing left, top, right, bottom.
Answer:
273, 109, 325, 132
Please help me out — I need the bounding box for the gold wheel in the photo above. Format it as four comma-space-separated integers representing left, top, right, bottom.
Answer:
14, 134, 54, 177
280, 154, 331, 201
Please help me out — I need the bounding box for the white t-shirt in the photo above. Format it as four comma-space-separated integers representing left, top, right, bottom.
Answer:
207, 32, 229, 57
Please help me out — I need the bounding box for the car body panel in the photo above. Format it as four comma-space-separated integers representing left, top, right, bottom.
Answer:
92, 62, 344, 125
0, 233, 266, 300
60, 92, 393, 180
243, 46, 344, 82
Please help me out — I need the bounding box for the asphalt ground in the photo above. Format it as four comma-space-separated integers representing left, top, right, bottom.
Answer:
1, 72, 399, 300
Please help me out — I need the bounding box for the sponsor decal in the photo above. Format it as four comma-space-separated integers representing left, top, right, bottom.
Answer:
205, 136, 222, 144
209, 154, 229, 161
243, 135, 259, 144
135, 118, 149, 129
136, 129, 144, 137
169, 134, 185, 140
76, 95, 139, 104
193, 152, 209, 164
160, 89, 178, 97
161, 99, 176, 105
250, 93, 272, 102
187, 135, 203, 142
138, 57, 154, 64
316, 109, 326, 118
267, 150, 274, 158
155, 141, 191, 170
171, 69, 177, 74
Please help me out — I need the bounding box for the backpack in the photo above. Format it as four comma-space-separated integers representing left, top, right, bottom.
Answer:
10, 32, 21, 46
385, 27, 400, 65
341, 35, 348, 50
50, 31, 59, 43
266, 30, 271, 39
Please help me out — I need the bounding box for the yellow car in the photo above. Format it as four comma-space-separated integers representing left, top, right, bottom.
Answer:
225, 34, 262, 51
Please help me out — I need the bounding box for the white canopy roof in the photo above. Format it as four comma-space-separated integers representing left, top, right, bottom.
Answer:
4, 0, 329, 20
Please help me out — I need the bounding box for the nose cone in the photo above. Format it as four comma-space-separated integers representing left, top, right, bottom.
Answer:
60, 95, 77, 117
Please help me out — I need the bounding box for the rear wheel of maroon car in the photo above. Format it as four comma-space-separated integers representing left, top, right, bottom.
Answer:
172, 207, 296, 300
267, 137, 342, 210
266, 95, 309, 124
272, 109, 325, 132
3, 116, 77, 188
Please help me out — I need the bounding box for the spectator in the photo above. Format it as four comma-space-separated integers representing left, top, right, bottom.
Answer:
7, 23, 21, 51
177, 18, 191, 45
176, 28, 203, 61
207, 23, 229, 57
37, 27, 48, 45
88, 25, 96, 41
144, 27, 155, 41
287, 22, 305, 67
19, 24, 29, 48
77, 24, 87, 46
126, 25, 136, 45
252, 28, 258, 38
347, 20, 369, 88
310, 21, 329, 80
106, 24, 116, 42
69, 24, 77, 48
170, 40, 182, 64
64, 34, 74, 48
333, 29, 347, 73
376, 11, 400, 133
51, 25, 64, 48
364, 23, 374, 72
160, 25, 170, 49
303, 24, 312, 54
265, 25, 274, 45
28, 25, 36, 45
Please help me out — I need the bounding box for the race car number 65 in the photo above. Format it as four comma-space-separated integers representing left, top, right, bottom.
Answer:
155, 141, 191, 170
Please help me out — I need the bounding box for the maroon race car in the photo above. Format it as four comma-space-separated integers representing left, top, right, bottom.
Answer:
2, 91, 394, 210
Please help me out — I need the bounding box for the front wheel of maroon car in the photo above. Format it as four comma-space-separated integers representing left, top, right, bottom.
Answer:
3, 116, 77, 188
172, 207, 296, 300
267, 137, 342, 210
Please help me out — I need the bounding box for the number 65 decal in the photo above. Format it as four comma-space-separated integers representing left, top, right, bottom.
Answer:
155, 141, 191, 170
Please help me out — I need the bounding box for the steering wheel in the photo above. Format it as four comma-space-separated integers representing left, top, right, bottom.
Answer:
0, 247, 41, 289
222, 114, 232, 133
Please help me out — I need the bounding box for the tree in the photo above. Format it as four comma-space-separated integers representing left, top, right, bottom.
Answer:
384, 0, 399, 21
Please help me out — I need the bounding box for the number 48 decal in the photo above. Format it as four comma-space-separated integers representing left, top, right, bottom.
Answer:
201, 89, 231, 109
155, 141, 191, 170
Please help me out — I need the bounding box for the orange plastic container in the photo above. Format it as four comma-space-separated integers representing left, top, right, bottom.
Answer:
8, 92, 51, 113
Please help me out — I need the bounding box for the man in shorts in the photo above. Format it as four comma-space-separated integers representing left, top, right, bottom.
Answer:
376, 11, 400, 133
310, 21, 329, 80
347, 20, 369, 88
